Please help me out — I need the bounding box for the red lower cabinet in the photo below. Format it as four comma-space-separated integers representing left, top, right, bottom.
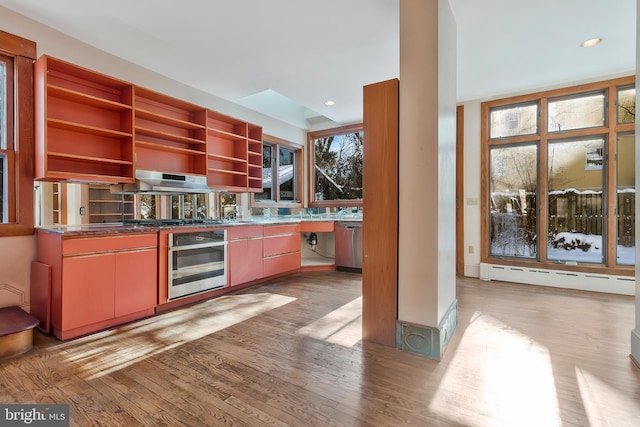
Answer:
36, 231, 158, 340
61, 254, 116, 331
262, 225, 301, 277
115, 249, 158, 317
228, 226, 263, 286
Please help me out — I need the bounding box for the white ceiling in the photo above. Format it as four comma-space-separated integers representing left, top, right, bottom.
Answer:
0, 0, 635, 129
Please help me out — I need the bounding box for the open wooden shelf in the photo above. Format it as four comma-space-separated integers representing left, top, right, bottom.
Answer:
36, 55, 264, 189
48, 152, 133, 166
43, 170, 133, 183
136, 140, 206, 156
208, 168, 246, 176
136, 108, 206, 131
208, 153, 246, 163
36, 55, 135, 183
135, 126, 207, 146
134, 87, 207, 176
47, 85, 132, 111
208, 127, 247, 141
48, 118, 132, 139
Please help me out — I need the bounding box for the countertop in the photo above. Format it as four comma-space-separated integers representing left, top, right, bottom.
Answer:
36, 214, 362, 236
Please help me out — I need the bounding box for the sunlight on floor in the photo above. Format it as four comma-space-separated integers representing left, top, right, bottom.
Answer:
576, 366, 640, 425
296, 296, 362, 347
430, 312, 561, 426
59, 293, 296, 380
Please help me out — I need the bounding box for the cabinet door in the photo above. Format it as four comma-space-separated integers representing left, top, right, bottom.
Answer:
61, 253, 115, 331
229, 238, 263, 286
228, 239, 249, 286
115, 249, 158, 317
247, 238, 264, 282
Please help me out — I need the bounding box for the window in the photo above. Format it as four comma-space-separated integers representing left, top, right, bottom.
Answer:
547, 91, 605, 132
253, 136, 302, 207
489, 102, 538, 138
0, 31, 35, 236
0, 54, 12, 224
617, 133, 635, 265
308, 124, 363, 207
482, 76, 635, 274
547, 137, 605, 263
489, 144, 537, 259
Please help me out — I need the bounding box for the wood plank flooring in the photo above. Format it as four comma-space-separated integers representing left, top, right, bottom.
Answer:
1, 271, 639, 426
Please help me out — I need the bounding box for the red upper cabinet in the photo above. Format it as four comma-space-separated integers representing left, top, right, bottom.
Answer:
34, 55, 263, 189
133, 87, 207, 176
206, 110, 264, 192
247, 124, 263, 192
35, 55, 135, 183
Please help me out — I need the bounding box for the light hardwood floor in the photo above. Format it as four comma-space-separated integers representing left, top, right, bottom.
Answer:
1, 272, 639, 426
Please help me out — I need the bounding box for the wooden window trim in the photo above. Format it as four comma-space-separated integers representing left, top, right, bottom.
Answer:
307, 123, 364, 208
0, 30, 35, 236
481, 75, 635, 276
251, 134, 303, 209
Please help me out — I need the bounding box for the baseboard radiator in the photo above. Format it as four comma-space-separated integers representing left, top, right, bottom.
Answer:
479, 263, 635, 296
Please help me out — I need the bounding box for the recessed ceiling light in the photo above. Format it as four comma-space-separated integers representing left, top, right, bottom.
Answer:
324, 100, 335, 106
581, 37, 603, 48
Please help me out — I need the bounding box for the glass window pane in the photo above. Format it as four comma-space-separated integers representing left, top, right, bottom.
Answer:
278, 147, 296, 201
138, 194, 156, 219
219, 192, 236, 219
314, 132, 363, 201
489, 103, 538, 138
548, 92, 605, 132
489, 144, 537, 258
547, 137, 605, 264
256, 143, 274, 201
617, 86, 635, 124
616, 133, 635, 265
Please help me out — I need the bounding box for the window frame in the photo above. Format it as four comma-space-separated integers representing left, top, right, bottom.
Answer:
481, 76, 635, 276
251, 134, 303, 209
307, 123, 364, 208
0, 30, 35, 236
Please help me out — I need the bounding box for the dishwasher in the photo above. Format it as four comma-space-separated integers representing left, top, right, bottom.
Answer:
334, 221, 363, 270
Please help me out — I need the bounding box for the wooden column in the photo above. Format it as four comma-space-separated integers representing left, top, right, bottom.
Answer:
362, 78, 399, 347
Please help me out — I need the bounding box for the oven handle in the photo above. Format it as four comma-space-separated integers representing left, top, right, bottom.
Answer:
168, 241, 227, 252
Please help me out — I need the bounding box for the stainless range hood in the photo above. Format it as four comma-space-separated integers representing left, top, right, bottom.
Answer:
110, 170, 211, 194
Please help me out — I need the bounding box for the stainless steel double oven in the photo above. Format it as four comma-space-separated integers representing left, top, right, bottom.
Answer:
167, 229, 226, 301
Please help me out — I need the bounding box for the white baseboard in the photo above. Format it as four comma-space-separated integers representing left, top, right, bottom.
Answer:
480, 263, 634, 295
463, 264, 480, 278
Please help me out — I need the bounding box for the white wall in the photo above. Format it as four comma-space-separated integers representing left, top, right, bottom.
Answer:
398, 0, 457, 327
0, 7, 308, 310
0, 6, 307, 145
0, 236, 36, 311
462, 101, 482, 277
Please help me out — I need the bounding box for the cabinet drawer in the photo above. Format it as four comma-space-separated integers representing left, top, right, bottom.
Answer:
263, 252, 300, 277
228, 225, 263, 240
263, 234, 301, 257
263, 224, 300, 236
300, 221, 334, 232
63, 234, 157, 255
